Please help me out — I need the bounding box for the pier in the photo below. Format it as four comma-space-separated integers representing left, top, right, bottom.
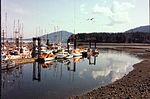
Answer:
12, 58, 36, 65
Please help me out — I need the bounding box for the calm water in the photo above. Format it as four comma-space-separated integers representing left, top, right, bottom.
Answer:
2, 49, 141, 99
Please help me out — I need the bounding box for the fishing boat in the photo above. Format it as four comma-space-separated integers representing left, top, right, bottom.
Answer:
21, 47, 32, 58
66, 53, 73, 59
56, 51, 73, 59
50, 43, 62, 54
1, 51, 9, 61
1, 50, 16, 70
73, 49, 82, 57
80, 48, 88, 53
2, 60, 16, 70
37, 53, 56, 62
42, 50, 53, 54
73, 56, 82, 63
80, 48, 88, 57
56, 52, 67, 59
92, 49, 99, 54
57, 59, 71, 64
8, 50, 21, 60
41, 60, 54, 68
41, 63, 49, 68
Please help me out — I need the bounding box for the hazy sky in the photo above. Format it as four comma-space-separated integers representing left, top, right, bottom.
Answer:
1, 0, 149, 38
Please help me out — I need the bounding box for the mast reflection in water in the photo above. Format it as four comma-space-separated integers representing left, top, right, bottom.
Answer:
1, 49, 142, 99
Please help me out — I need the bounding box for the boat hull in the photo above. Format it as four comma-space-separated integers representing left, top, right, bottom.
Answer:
73, 53, 82, 57
37, 57, 55, 63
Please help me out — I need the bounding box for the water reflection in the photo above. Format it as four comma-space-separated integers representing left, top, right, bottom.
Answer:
2, 65, 23, 97
1, 49, 142, 99
90, 50, 140, 82
88, 55, 97, 65
32, 62, 41, 82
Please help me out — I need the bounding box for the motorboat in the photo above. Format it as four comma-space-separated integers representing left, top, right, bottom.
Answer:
1, 60, 16, 70
41, 61, 54, 68
92, 49, 99, 54
73, 56, 82, 63
56, 51, 73, 59
56, 52, 67, 59
8, 50, 21, 60
66, 53, 73, 59
37, 53, 56, 62
1, 51, 8, 61
73, 49, 82, 57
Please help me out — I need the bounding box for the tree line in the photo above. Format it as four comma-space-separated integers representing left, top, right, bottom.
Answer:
68, 32, 150, 43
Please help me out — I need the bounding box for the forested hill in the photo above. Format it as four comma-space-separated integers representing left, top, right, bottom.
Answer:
125, 25, 150, 33
41, 31, 73, 43
68, 25, 150, 43
69, 32, 150, 43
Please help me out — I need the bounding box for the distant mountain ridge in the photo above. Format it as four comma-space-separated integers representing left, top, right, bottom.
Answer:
125, 25, 150, 33
41, 31, 73, 43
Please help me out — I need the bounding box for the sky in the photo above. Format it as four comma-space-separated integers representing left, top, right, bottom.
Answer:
1, 0, 149, 38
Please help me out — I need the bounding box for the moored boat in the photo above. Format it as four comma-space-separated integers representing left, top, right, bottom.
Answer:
56, 50, 73, 59
66, 54, 73, 59
73, 56, 82, 63
37, 53, 56, 62
1, 51, 9, 61
41, 60, 54, 68
92, 49, 99, 54
2, 60, 16, 70
73, 49, 82, 57
56, 52, 68, 59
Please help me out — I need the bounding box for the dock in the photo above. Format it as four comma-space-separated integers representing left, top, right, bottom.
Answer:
11, 58, 36, 65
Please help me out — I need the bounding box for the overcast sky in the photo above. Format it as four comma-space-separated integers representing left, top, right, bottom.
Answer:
1, 0, 149, 38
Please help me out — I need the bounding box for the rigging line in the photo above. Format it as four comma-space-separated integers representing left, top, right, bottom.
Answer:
73, 0, 76, 34
5, 12, 7, 40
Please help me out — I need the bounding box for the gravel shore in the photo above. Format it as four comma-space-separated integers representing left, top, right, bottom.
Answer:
70, 47, 150, 99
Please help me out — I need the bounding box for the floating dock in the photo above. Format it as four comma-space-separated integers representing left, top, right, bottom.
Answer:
12, 58, 36, 65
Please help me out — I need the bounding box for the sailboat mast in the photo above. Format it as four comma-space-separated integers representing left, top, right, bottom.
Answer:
73, 0, 77, 49
44, 29, 46, 43
16, 19, 20, 49
57, 26, 59, 44
2, 30, 5, 51
20, 23, 23, 50
13, 20, 15, 43
5, 13, 8, 43
46, 32, 49, 46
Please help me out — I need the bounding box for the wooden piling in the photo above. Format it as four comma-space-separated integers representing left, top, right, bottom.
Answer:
89, 40, 91, 48
74, 35, 76, 49
37, 37, 41, 57
32, 38, 36, 58
67, 39, 70, 53
94, 41, 96, 49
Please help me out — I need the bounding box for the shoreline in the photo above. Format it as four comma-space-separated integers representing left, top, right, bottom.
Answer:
71, 45, 150, 98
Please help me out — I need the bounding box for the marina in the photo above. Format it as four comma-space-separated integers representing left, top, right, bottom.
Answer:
1, 49, 141, 99
1, 0, 149, 98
